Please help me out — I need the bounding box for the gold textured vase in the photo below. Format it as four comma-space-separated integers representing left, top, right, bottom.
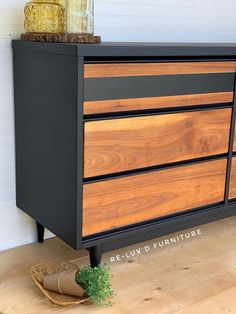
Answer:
66, 0, 94, 34
24, 0, 65, 33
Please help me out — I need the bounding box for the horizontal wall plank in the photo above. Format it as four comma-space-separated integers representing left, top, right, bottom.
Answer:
96, 28, 236, 43
0, 67, 13, 82
0, 150, 14, 164
96, 15, 236, 33
96, 2, 196, 18
0, 81, 13, 96
0, 41, 12, 54
0, 53, 12, 68
0, 1, 25, 10
0, 163, 15, 177
83, 159, 227, 236
0, 26, 23, 40
0, 10, 23, 25
0, 95, 13, 109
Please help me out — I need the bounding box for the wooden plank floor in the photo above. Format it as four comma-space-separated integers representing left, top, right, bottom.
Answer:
1, 216, 236, 314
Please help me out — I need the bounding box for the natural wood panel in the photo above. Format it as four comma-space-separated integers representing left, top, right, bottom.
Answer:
84, 61, 236, 78
230, 119, 236, 151
181, 287, 236, 314
84, 109, 231, 178
0, 238, 87, 283
229, 157, 236, 199
21, 33, 101, 43
84, 92, 234, 115
83, 159, 227, 236
2, 219, 236, 313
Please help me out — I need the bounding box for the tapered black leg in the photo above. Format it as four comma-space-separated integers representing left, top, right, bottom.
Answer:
89, 246, 102, 267
36, 221, 45, 243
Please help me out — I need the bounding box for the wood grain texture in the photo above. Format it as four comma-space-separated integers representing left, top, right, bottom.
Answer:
2, 219, 236, 314
21, 33, 101, 43
84, 61, 236, 78
229, 157, 236, 199
84, 109, 231, 178
83, 159, 227, 236
234, 125, 236, 152
84, 92, 234, 115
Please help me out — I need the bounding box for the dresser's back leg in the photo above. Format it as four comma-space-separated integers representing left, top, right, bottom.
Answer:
36, 221, 45, 243
88, 246, 102, 267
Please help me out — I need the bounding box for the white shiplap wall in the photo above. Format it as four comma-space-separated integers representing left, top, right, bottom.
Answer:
1, 0, 236, 251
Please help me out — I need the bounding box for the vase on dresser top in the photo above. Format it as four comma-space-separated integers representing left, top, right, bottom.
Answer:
24, 0, 65, 33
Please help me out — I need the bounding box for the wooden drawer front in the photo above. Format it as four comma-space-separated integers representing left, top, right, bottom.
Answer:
233, 125, 236, 152
84, 108, 231, 178
84, 62, 235, 115
229, 157, 236, 199
83, 159, 227, 236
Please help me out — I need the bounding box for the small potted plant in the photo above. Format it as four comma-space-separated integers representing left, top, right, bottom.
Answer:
75, 265, 114, 305
43, 264, 114, 306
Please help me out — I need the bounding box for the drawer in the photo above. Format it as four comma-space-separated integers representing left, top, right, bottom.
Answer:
229, 157, 236, 199
233, 123, 236, 152
84, 108, 231, 178
84, 62, 236, 115
83, 159, 227, 236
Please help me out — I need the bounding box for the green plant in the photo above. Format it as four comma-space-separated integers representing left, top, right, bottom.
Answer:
75, 264, 114, 306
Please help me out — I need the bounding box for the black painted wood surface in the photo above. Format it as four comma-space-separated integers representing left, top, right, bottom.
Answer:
12, 41, 236, 266
12, 41, 236, 57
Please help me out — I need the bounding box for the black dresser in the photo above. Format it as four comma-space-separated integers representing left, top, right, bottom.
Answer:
12, 41, 236, 266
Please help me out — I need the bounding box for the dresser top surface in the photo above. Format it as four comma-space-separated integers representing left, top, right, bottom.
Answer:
12, 40, 236, 58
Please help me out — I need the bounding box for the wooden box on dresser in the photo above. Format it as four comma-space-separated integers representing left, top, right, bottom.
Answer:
12, 41, 236, 266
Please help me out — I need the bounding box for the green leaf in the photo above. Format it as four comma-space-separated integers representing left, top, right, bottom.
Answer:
75, 264, 114, 306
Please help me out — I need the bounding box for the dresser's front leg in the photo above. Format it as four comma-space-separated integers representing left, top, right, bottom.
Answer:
36, 221, 45, 243
89, 245, 102, 267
